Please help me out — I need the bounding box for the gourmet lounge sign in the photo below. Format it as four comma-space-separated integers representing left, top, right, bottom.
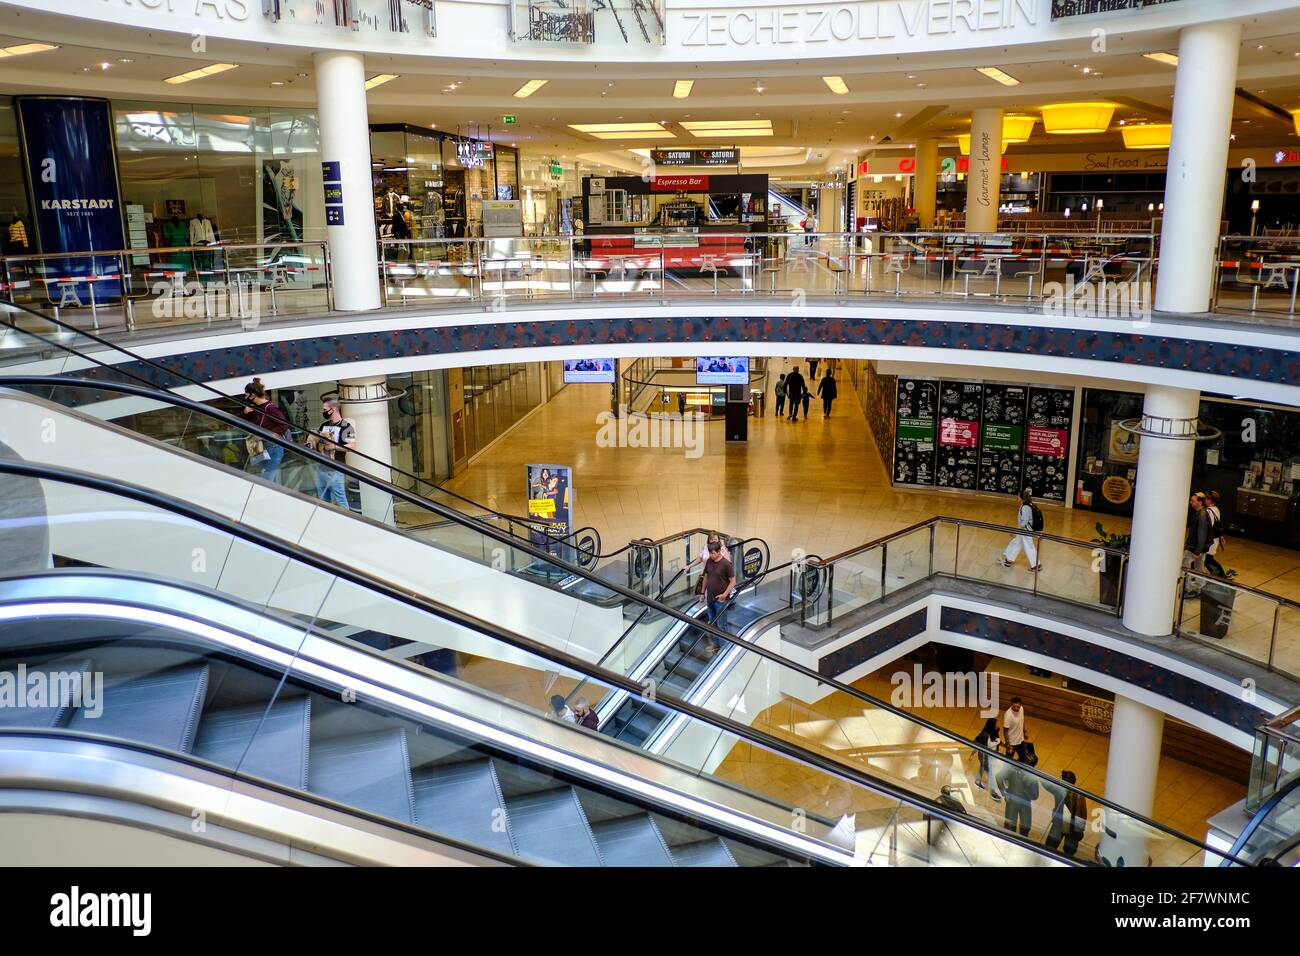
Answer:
680, 0, 1039, 47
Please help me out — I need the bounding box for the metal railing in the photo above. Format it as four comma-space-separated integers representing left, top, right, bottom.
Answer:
789, 515, 1298, 681
1211, 234, 1300, 318
1247, 704, 1300, 813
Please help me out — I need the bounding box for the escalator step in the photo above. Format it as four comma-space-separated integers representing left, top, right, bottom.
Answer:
309, 729, 416, 825
590, 815, 674, 867
669, 838, 739, 867
66, 663, 209, 754
411, 759, 517, 858
505, 788, 602, 866
193, 696, 311, 790
0, 658, 90, 729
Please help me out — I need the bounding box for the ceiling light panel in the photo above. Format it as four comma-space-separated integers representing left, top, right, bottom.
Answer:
822, 76, 849, 95
364, 73, 399, 90
673, 80, 694, 99
164, 63, 238, 85
514, 79, 547, 98
975, 67, 1020, 86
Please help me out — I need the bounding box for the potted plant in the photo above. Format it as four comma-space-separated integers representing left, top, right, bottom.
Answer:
1091, 523, 1130, 609
1197, 568, 1239, 639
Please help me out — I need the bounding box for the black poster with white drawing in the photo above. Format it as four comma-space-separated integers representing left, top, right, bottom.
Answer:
936, 381, 982, 490
1023, 386, 1074, 502
893, 378, 937, 487
978, 383, 1028, 496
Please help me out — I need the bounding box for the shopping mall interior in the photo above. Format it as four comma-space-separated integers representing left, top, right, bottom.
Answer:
0, 0, 1299, 885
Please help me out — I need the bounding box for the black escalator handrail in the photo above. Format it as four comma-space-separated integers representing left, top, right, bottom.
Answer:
1222, 772, 1300, 866
0, 377, 1214, 847
0, 305, 593, 554
0, 368, 597, 559
0, 457, 1096, 866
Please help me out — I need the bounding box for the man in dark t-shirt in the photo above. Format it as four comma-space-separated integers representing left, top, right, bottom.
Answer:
702, 540, 736, 625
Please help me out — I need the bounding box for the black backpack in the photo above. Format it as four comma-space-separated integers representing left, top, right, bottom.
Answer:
1030, 503, 1044, 533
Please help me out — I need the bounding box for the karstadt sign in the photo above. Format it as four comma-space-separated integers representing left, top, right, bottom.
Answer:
679, 0, 1039, 47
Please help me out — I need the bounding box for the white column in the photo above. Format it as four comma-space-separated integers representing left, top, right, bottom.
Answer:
313, 50, 381, 312
914, 139, 938, 229
338, 376, 394, 523
1154, 21, 1242, 314
1099, 695, 1165, 867
965, 109, 1002, 234
1121, 385, 1200, 636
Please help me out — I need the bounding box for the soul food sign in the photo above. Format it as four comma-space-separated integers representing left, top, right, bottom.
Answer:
681, 0, 1039, 47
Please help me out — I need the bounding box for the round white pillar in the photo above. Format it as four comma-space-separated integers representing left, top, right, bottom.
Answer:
1154, 21, 1242, 314
1121, 385, 1200, 636
1099, 695, 1165, 867
313, 51, 381, 312
338, 376, 394, 523
914, 139, 939, 229
965, 109, 1003, 234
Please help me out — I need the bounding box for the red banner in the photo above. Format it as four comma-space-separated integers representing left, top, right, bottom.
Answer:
650, 175, 709, 192
1027, 427, 1068, 457
939, 418, 978, 448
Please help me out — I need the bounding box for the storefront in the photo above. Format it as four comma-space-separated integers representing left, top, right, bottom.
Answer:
581, 172, 769, 265
370, 124, 520, 240
1075, 389, 1300, 549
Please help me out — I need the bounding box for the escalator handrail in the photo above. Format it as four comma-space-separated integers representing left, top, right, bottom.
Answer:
0, 377, 1219, 841
0, 457, 1107, 866
1222, 771, 1300, 866
0, 305, 599, 555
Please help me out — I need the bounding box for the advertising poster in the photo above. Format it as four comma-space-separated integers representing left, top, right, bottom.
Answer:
978, 383, 1027, 496
1024, 386, 1074, 502
262, 158, 304, 243
1107, 419, 1141, 464
526, 464, 574, 540
893, 378, 937, 487
695, 357, 750, 385
17, 96, 126, 303
563, 358, 616, 384
936, 381, 983, 490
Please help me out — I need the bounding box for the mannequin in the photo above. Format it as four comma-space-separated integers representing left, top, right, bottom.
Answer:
189, 212, 215, 245
5, 214, 28, 256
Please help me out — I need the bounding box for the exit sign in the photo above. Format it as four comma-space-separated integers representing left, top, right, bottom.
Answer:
503, 114, 517, 124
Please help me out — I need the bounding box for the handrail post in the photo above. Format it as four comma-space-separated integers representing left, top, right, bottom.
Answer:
927, 522, 935, 579
1118, 552, 1127, 618
1268, 602, 1280, 672
568, 237, 576, 300
880, 543, 887, 598
826, 564, 835, 627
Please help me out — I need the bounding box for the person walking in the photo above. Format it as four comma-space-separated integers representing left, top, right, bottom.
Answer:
774, 373, 787, 418
701, 538, 736, 626
1202, 490, 1227, 578
972, 716, 1002, 800
1002, 697, 1030, 762
1043, 769, 1088, 856
1185, 492, 1212, 578
997, 750, 1040, 837
784, 365, 807, 422
240, 377, 291, 485
808, 358, 820, 381
817, 369, 838, 419
1001, 488, 1043, 572
307, 396, 356, 510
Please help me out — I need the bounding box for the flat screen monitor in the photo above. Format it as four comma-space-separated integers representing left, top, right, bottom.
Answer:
696, 356, 749, 385
563, 358, 616, 384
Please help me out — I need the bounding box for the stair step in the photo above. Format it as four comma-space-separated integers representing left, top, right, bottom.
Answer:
505, 788, 602, 866
670, 838, 739, 867
411, 759, 516, 858
0, 658, 90, 728
590, 814, 674, 867
193, 696, 311, 790
66, 663, 209, 754
309, 729, 415, 824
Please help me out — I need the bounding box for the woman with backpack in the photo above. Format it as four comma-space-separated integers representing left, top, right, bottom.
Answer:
1001, 487, 1043, 572
241, 377, 291, 486
1202, 489, 1227, 578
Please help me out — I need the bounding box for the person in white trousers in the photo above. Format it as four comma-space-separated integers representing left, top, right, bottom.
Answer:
1001, 488, 1042, 572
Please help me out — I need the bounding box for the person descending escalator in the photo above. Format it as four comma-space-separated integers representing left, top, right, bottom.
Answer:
699, 540, 736, 657
572, 697, 599, 730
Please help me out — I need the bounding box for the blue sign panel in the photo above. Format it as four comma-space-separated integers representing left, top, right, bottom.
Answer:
17, 96, 125, 304
326, 206, 345, 227
321, 161, 341, 183
324, 184, 344, 204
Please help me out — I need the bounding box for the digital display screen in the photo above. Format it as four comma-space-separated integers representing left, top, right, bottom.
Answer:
696, 356, 750, 385
563, 358, 616, 383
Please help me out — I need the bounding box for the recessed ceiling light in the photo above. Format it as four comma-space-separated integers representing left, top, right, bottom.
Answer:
0, 42, 59, 58
822, 76, 848, 95
118, 57, 134, 64
894, 112, 903, 118
271, 81, 285, 87
363, 73, 398, 90
1143, 51, 1179, 66
164, 62, 238, 85
514, 79, 547, 98
568, 122, 674, 140
976, 66, 1020, 86
673, 79, 693, 99
682, 119, 772, 138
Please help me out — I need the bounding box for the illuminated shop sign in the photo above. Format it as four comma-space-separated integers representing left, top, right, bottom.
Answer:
651, 148, 739, 166
265, 0, 435, 37
455, 140, 492, 169
1051, 0, 1179, 18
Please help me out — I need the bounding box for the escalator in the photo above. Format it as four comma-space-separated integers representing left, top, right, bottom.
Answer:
0, 306, 1239, 866
0, 457, 1093, 866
